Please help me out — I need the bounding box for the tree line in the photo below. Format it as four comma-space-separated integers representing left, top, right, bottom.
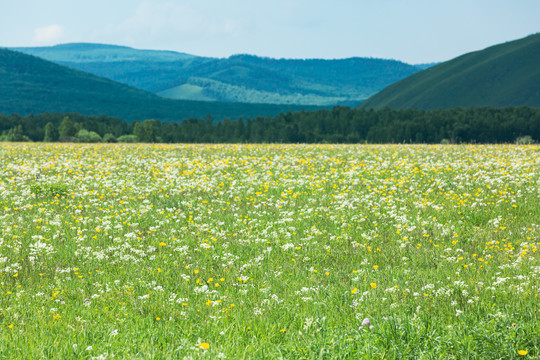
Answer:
1, 106, 539, 144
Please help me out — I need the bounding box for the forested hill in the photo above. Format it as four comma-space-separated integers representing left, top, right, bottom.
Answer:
360, 33, 540, 109
11, 43, 424, 106
0, 48, 320, 122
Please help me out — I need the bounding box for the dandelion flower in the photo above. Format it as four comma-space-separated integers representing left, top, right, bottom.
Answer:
370, 283, 377, 289
200, 342, 210, 350
351, 287, 358, 294
518, 350, 528, 356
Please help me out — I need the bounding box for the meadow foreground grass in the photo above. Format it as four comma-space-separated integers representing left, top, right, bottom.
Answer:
0, 143, 539, 359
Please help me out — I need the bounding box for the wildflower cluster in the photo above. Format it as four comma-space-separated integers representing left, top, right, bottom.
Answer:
0, 143, 538, 358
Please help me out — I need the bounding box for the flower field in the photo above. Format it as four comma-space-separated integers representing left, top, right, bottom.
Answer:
0, 143, 539, 359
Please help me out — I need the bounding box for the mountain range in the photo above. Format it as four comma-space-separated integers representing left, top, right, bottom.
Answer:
2, 33, 538, 125
360, 33, 540, 109
0, 48, 319, 122
11, 43, 426, 106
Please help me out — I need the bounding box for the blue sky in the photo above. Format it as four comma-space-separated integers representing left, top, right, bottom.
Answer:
1, 0, 539, 63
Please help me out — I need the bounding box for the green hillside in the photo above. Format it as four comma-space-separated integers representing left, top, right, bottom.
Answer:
360, 33, 540, 109
12, 43, 423, 105
0, 49, 320, 122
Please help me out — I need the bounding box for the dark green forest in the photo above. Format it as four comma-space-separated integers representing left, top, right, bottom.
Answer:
1, 106, 539, 144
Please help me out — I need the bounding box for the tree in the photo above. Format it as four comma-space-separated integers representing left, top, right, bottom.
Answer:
132, 122, 144, 142
0, 125, 31, 142
133, 119, 160, 142
58, 117, 77, 138
43, 122, 59, 142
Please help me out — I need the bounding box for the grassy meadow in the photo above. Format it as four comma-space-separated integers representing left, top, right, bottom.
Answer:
0, 143, 539, 359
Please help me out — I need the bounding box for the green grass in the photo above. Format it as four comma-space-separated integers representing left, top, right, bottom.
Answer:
0, 143, 539, 359
157, 83, 215, 102
361, 33, 540, 109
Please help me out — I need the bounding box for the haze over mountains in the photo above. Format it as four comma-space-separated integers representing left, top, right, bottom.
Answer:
361, 33, 540, 109
11, 43, 425, 106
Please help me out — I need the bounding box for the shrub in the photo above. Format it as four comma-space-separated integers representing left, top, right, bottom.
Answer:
515, 135, 535, 145
103, 133, 117, 143
58, 136, 75, 143
117, 135, 139, 143
75, 129, 102, 143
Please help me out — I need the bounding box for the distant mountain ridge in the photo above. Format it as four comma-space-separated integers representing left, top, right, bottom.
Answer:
0, 48, 320, 122
360, 33, 540, 109
11, 43, 426, 106
11, 43, 196, 62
